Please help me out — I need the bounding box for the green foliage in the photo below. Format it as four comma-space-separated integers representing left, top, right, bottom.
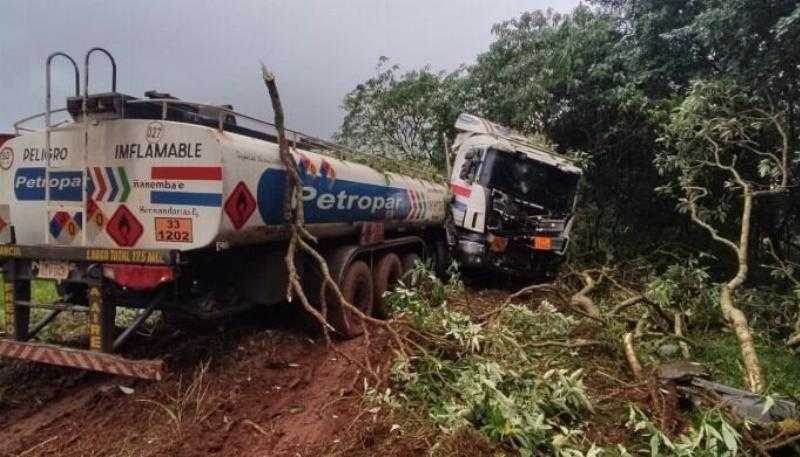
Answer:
408, 357, 592, 455
498, 302, 577, 342
626, 406, 740, 457
335, 57, 467, 170
696, 333, 800, 398
440, 309, 484, 354
384, 263, 595, 455
338, 1, 800, 267
645, 257, 719, 326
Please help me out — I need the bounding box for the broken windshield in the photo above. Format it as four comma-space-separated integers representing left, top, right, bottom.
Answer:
478, 148, 579, 216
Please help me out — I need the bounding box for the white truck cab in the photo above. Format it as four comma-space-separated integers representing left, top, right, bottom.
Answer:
447, 114, 582, 278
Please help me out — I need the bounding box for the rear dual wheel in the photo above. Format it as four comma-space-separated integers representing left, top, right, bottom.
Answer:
373, 253, 403, 318
327, 260, 373, 339
327, 251, 423, 339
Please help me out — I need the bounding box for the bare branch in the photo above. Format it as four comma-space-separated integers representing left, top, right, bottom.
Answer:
685, 187, 740, 256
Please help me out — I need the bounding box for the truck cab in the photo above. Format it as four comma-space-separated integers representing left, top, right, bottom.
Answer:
447, 113, 582, 278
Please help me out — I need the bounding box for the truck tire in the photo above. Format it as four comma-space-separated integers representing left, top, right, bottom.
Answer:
373, 253, 402, 318
328, 260, 373, 339
431, 239, 449, 278
401, 253, 420, 274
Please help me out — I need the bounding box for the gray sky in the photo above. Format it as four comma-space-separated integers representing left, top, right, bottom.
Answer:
1, 0, 578, 139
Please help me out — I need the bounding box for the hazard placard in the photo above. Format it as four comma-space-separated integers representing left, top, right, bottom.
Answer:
224, 181, 256, 230
49, 210, 82, 245
155, 217, 193, 243
86, 199, 107, 242
107, 205, 143, 247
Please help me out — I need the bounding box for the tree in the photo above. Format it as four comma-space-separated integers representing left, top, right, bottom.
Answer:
465, 6, 675, 254
658, 80, 794, 392
336, 58, 466, 168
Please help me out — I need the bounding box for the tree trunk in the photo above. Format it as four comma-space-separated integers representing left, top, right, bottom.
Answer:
720, 284, 764, 392
721, 191, 765, 393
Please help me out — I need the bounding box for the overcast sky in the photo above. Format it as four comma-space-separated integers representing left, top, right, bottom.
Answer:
1, 0, 578, 138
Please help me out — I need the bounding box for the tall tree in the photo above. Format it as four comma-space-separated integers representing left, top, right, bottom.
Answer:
336, 58, 466, 168
658, 80, 794, 392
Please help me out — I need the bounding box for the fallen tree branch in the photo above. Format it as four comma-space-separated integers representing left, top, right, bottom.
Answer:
764, 432, 800, 451
479, 283, 557, 320
609, 295, 645, 315
262, 64, 333, 347
570, 268, 603, 319
504, 283, 558, 306
526, 339, 606, 349
261, 65, 410, 373
623, 332, 643, 380
602, 271, 672, 329
640, 331, 697, 347
674, 312, 690, 359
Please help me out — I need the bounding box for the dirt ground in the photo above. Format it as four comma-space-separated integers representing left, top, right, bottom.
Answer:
0, 302, 407, 457
0, 281, 654, 457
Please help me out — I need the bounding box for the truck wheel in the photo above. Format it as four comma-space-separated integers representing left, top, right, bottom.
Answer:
373, 253, 402, 318
328, 260, 373, 339
431, 239, 449, 278
401, 253, 420, 274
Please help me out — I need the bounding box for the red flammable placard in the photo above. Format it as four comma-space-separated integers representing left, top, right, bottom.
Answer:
107, 205, 143, 247
224, 182, 256, 230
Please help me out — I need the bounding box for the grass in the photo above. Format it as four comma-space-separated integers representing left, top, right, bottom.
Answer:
0, 278, 74, 340
1, 278, 59, 325
695, 332, 800, 398
138, 360, 216, 438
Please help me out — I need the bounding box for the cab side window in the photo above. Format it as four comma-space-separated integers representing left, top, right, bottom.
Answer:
459, 148, 483, 183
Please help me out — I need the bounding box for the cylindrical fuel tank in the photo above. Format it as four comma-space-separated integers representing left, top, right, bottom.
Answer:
0, 119, 448, 251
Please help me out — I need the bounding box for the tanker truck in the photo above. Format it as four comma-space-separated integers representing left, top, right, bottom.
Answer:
0, 49, 580, 380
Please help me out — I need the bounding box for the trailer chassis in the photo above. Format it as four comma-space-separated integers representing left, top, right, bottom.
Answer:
0, 245, 176, 380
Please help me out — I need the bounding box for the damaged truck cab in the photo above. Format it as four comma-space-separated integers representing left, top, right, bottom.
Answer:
447, 114, 582, 278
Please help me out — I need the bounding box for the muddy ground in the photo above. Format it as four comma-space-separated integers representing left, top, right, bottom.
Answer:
0, 300, 412, 457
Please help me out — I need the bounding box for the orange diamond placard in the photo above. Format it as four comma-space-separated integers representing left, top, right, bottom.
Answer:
107, 205, 143, 247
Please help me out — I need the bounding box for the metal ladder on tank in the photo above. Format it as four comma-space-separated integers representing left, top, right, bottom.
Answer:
44, 48, 116, 245
43, 52, 79, 244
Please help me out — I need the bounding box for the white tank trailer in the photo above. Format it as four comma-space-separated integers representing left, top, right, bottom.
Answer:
0, 49, 581, 379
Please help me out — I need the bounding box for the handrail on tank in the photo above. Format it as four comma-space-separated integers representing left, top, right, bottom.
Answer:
46, 52, 80, 133
127, 98, 346, 153
14, 108, 69, 134
83, 47, 117, 104
131, 98, 436, 180
45, 52, 80, 241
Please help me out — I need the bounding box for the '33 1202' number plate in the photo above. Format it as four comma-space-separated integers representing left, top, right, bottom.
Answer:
155, 217, 193, 243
